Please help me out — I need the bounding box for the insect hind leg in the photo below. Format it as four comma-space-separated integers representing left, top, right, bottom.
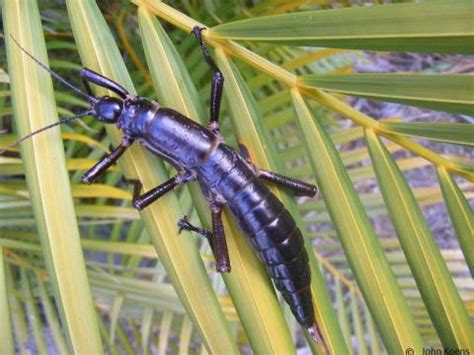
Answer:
259, 170, 317, 197
239, 143, 317, 197
178, 204, 231, 273
178, 216, 212, 240
210, 204, 230, 272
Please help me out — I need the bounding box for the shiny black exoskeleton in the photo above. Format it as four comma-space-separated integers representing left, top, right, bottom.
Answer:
9, 28, 323, 344
101, 98, 317, 328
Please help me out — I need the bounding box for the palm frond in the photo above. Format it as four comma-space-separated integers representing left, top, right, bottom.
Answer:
1, 0, 472, 353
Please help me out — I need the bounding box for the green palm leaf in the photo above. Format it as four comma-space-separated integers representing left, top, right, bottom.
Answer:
211, 0, 474, 54
292, 92, 423, 352
0, 246, 14, 354
299, 74, 474, 115
366, 129, 473, 348
64, 0, 237, 352
3, 2, 103, 353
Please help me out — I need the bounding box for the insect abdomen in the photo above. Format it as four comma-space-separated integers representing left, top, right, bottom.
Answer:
198, 143, 315, 328
223, 171, 315, 328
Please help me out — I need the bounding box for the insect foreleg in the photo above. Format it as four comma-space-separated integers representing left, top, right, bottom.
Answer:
79, 68, 129, 99
124, 172, 195, 210
192, 26, 224, 131
82, 138, 134, 184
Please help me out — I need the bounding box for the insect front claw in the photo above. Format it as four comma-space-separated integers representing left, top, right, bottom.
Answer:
120, 176, 141, 188
177, 217, 213, 241
177, 216, 190, 234
191, 25, 206, 36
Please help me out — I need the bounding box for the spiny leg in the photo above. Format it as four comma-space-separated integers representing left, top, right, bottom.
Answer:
192, 26, 224, 131
82, 138, 133, 184
123, 172, 195, 210
239, 143, 317, 197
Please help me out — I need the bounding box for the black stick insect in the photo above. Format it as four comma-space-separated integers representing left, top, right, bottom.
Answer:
3, 29, 327, 348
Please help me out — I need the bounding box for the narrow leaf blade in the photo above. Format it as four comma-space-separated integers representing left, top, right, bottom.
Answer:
380, 122, 474, 146
0, 247, 14, 355
215, 48, 348, 353
291, 89, 423, 353
3, 2, 103, 352
437, 167, 474, 277
138, 8, 240, 351
365, 129, 474, 348
211, 0, 473, 54
299, 74, 474, 116
64, 1, 238, 352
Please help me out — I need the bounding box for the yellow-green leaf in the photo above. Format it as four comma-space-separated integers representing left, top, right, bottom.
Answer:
0, 246, 14, 355
299, 74, 474, 115
137, 8, 240, 352
3, 1, 103, 352
20, 269, 47, 353
211, 0, 473, 54
138, 7, 299, 352
437, 167, 474, 277
65, 1, 237, 352
36, 279, 69, 354
291, 89, 423, 353
380, 122, 474, 146
365, 128, 474, 348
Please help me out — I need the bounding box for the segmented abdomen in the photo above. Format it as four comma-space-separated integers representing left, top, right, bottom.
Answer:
199, 144, 314, 328
228, 181, 314, 328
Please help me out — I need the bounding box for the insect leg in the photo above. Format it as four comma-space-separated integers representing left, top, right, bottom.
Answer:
124, 172, 195, 210
80, 68, 129, 99
178, 216, 212, 241
210, 204, 231, 273
82, 138, 133, 184
258, 170, 317, 197
81, 78, 94, 98
178, 205, 231, 273
239, 143, 317, 197
238, 143, 251, 162
192, 26, 224, 130
120, 177, 143, 202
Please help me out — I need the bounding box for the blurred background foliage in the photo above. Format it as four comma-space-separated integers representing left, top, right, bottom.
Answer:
0, 0, 473, 354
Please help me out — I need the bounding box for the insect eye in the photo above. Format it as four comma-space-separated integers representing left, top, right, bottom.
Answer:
94, 97, 122, 123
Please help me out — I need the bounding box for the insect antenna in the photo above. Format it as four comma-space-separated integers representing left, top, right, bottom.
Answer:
9, 35, 96, 103
0, 110, 94, 155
